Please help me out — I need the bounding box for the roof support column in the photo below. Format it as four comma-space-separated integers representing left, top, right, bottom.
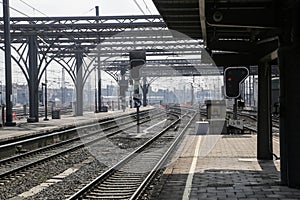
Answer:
278, 0, 300, 187
97, 55, 102, 112
75, 51, 84, 116
27, 35, 39, 123
119, 65, 127, 112
3, 0, 16, 126
257, 61, 273, 160
279, 45, 300, 187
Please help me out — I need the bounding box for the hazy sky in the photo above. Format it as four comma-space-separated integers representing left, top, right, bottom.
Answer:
0, 0, 159, 17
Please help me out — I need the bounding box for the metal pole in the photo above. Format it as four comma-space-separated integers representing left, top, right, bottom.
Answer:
3, 0, 15, 126
133, 79, 140, 130
142, 77, 148, 107
96, 6, 102, 112
75, 50, 84, 116
61, 68, 65, 105
27, 35, 39, 122
0, 81, 2, 105
119, 65, 127, 112
44, 70, 49, 121
191, 82, 194, 105
94, 68, 97, 113
95, 6, 99, 16
233, 98, 238, 120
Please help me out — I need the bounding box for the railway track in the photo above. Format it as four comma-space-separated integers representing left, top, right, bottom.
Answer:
0, 111, 168, 188
1, 107, 193, 199
226, 109, 280, 133
0, 109, 166, 182
0, 109, 160, 159
0, 109, 155, 146
67, 108, 196, 200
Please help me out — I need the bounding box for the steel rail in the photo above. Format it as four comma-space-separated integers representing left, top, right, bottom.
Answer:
0, 110, 163, 166
130, 110, 197, 199
0, 109, 154, 147
0, 109, 163, 180
67, 109, 192, 200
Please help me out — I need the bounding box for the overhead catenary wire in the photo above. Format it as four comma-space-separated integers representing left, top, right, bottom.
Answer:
18, 0, 48, 17
142, 0, 152, 15
132, 0, 146, 15
0, 0, 30, 17
82, 7, 96, 15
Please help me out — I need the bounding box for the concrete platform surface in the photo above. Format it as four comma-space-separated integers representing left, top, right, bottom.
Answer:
153, 133, 300, 200
0, 107, 151, 143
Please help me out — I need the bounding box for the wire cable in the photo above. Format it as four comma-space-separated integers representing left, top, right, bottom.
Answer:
142, 0, 152, 15
0, 0, 30, 17
132, 0, 146, 15
82, 7, 96, 15
19, 0, 48, 17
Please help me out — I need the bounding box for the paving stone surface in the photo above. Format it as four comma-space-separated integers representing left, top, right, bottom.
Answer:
154, 133, 300, 200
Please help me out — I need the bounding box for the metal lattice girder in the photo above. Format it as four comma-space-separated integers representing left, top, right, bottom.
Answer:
0, 15, 164, 31
96, 59, 279, 77
0, 15, 207, 67
0, 14, 224, 84
37, 29, 205, 57
1, 15, 164, 25
0, 15, 165, 41
38, 40, 202, 51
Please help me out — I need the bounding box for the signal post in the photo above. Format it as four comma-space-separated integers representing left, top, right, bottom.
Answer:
224, 67, 249, 133
129, 50, 146, 130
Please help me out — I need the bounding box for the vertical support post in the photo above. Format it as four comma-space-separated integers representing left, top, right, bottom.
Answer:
94, 68, 97, 113
278, 1, 300, 187
3, 0, 15, 126
257, 62, 272, 160
119, 65, 127, 112
44, 69, 49, 121
252, 76, 255, 106
133, 79, 140, 131
97, 52, 102, 112
142, 77, 148, 107
137, 106, 140, 125
27, 35, 39, 123
248, 76, 252, 106
95, 6, 102, 112
278, 46, 300, 187
117, 89, 120, 110
61, 69, 65, 105
233, 98, 238, 120
75, 51, 84, 116
191, 82, 194, 105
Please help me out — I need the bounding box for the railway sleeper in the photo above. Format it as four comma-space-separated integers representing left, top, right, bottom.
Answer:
94, 188, 137, 193
85, 194, 131, 199
87, 191, 133, 196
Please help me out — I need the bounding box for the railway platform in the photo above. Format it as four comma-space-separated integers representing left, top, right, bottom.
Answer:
0, 107, 151, 143
152, 133, 300, 200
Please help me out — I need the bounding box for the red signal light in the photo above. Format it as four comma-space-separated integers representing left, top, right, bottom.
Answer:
224, 67, 249, 98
